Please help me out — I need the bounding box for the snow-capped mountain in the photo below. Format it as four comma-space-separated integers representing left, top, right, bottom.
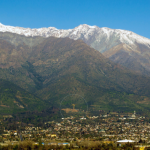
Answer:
1, 23, 150, 75
0, 23, 150, 50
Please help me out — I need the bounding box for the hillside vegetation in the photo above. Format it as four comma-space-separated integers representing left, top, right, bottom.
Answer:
0, 79, 46, 114
0, 32, 150, 114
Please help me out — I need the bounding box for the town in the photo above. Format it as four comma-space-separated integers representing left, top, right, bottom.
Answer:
0, 111, 150, 149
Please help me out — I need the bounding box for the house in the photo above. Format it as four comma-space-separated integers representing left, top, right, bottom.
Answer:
117, 139, 135, 146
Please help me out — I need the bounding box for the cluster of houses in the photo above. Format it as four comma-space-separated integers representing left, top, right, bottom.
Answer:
0, 111, 150, 149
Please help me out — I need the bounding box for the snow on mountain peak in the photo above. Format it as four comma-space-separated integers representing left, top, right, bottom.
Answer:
0, 23, 150, 49
76, 24, 96, 29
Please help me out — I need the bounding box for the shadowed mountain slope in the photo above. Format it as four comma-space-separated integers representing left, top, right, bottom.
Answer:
0, 79, 46, 114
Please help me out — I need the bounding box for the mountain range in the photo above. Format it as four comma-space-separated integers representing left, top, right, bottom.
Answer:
1, 23, 150, 76
0, 31, 150, 114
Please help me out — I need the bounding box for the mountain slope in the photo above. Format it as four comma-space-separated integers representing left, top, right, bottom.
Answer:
0, 79, 46, 114
1, 33, 150, 112
1, 23, 150, 76
1, 33, 150, 96
27, 37, 150, 112
28, 37, 150, 97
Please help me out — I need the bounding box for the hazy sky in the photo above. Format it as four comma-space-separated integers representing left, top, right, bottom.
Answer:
0, 0, 150, 38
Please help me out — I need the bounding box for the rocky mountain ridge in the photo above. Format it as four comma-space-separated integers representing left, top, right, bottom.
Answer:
1, 23, 150, 75
0, 23, 150, 48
